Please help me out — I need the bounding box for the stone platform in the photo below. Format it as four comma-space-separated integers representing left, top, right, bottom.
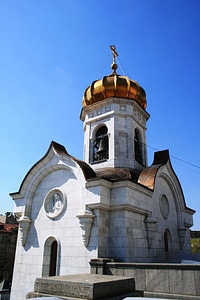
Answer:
28, 273, 135, 299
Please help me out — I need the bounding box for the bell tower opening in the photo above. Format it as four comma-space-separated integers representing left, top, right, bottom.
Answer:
134, 129, 143, 164
93, 125, 108, 163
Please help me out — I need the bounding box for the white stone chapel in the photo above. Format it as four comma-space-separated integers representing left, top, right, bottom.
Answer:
10, 47, 195, 299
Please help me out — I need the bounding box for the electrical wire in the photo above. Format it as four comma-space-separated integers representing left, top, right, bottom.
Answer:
116, 57, 129, 76
146, 144, 200, 171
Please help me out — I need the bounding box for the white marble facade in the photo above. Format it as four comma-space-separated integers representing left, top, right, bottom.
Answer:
10, 143, 100, 299
10, 92, 194, 299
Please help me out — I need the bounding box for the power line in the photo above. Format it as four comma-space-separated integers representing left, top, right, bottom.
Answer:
170, 154, 200, 170
116, 57, 129, 77
146, 144, 200, 170
97, 54, 110, 78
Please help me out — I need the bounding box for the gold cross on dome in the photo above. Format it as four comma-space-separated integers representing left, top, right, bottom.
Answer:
110, 45, 118, 63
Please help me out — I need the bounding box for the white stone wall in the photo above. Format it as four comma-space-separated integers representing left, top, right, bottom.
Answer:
10, 143, 194, 299
82, 97, 149, 169
10, 155, 98, 300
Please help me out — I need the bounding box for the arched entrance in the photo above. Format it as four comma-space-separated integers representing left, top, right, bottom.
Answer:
49, 240, 57, 276
164, 228, 172, 252
42, 237, 58, 277
164, 231, 168, 251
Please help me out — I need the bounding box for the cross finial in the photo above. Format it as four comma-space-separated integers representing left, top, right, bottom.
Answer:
110, 45, 118, 75
110, 45, 118, 62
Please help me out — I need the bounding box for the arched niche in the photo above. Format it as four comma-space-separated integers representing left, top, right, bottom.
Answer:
92, 125, 109, 162
42, 236, 60, 277
164, 228, 172, 252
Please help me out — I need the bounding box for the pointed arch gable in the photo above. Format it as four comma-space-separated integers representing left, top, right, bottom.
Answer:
10, 141, 97, 218
138, 150, 169, 190
157, 171, 184, 227
138, 149, 195, 228
150, 161, 194, 228
138, 149, 191, 205
153, 161, 194, 229
165, 160, 195, 215
10, 141, 96, 200
24, 165, 75, 217
10, 141, 70, 199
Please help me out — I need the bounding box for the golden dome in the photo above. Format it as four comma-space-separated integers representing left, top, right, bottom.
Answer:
82, 46, 147, 109
82, 74, 147, 109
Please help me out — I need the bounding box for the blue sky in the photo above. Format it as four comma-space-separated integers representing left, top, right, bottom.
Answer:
1, 0, 200, 229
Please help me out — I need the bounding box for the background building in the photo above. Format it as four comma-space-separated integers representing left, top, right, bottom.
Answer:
0, 212, 18, 295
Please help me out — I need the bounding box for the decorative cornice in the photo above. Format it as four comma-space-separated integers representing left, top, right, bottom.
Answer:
88, 202, 150, 216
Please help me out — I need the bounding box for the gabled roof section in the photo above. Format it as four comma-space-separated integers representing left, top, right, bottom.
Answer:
95, 167, 140, 182
138, 150, 170, 190
51, 141, 69, 155
70, 156, 97, 180
49, 141, 97, 179
138, 149, 195, 214
10, 141, 97, 198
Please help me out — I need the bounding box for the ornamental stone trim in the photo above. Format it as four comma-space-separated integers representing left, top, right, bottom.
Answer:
77, 209, 95, 247
159, 194, 169, 219
18, 216, 32, 247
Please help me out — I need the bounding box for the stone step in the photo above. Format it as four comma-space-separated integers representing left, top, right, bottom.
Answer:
32, 274, 135, 300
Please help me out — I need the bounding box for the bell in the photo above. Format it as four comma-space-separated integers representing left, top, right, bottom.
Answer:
96, 139, 107, 153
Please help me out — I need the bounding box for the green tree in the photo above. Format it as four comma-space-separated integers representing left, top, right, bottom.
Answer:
191, 238, 200, 254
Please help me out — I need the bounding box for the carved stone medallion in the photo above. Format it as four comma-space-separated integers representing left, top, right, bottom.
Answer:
159, 194, 169, 219
44, 188, 67, 219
